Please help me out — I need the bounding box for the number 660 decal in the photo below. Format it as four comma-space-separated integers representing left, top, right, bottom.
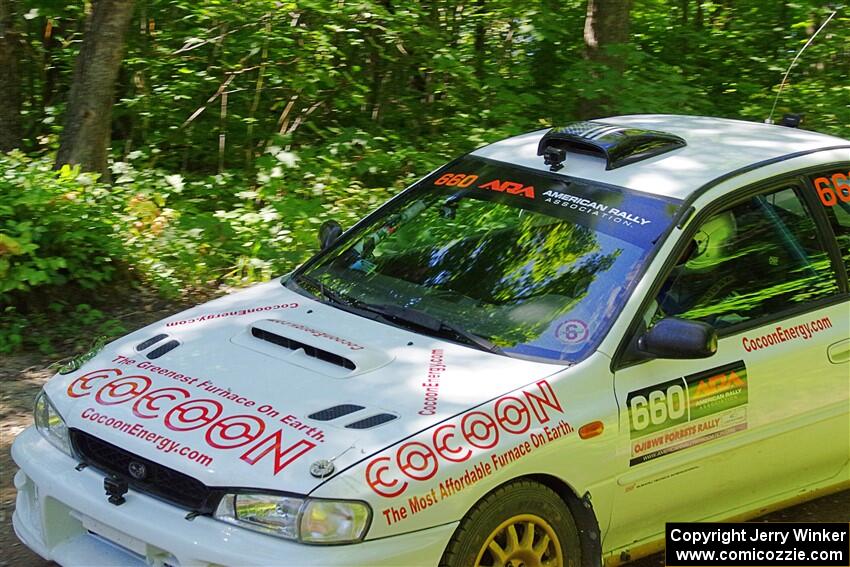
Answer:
626, 362, 749, 441
813, 172, 850, 207
629, 383, 687, 432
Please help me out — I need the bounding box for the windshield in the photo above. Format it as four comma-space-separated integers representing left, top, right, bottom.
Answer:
292, 156, 680, 363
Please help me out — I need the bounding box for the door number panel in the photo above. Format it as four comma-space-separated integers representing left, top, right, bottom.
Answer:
626, 361, 748, 466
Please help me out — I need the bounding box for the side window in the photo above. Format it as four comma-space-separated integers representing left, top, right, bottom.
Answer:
654, 186, 839, 329
810, 167, 850, 276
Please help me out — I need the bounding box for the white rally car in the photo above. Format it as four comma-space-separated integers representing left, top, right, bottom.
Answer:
13, 115, 850, 567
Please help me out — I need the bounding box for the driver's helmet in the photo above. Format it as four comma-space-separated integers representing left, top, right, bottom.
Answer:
685, 211, 737, 272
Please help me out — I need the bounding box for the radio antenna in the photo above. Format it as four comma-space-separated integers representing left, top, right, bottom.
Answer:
766, 9, 839, 124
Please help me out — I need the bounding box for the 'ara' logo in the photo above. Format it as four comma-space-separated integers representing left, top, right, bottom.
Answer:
478, 179, 535, 199
692, 369, 746, 400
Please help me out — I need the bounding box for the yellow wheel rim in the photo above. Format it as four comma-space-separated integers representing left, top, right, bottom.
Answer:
474, 513, 563, 567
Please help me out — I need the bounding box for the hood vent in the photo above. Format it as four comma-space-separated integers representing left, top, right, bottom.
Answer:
307, 405, 398, 430
136, 333, 169, 352
308, 404, 365, 421
147, 339, 180, 360
345, 413, 398, 429
251, 327, 356, 370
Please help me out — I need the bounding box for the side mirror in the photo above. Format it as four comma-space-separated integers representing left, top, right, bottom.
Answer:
637, 317, 717, 359
318, 220, 343, 251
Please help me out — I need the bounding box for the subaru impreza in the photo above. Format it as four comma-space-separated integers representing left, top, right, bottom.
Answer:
13, 115, 850, 567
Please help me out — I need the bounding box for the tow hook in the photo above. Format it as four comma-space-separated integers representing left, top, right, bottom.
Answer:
104, 476, 129, 506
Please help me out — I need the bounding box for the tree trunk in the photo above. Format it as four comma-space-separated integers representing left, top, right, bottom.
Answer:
55, 0, 136, 177
42, 18, 60, 110
580, 0, 632, 118
0, 0, 22, 152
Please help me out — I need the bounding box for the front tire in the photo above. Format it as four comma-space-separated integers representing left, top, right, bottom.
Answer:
439, 479, 581, 567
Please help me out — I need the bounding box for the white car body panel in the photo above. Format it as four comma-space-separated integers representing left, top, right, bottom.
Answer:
313, 352, 620, 540
607, 300, 850, 550
40, 279, 565, 495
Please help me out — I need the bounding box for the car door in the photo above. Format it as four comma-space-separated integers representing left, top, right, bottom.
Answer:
605, 180, 849, 551
804, 163, 850, 469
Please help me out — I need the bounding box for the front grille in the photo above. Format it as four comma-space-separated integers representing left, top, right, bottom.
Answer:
70, 429, 218, 513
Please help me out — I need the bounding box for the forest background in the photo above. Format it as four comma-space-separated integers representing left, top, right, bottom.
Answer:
0, 0, 847, 354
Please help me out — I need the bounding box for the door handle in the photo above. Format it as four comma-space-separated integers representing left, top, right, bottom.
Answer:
827, 338, 850, 364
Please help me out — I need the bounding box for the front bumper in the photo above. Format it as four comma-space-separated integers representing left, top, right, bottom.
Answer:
12, 426, 456, 566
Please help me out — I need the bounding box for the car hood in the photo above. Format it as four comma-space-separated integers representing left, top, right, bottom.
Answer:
46, 279, 564, 495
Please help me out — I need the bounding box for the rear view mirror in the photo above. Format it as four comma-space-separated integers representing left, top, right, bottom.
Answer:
318, 220, 343, 251
638, 317, 717, 359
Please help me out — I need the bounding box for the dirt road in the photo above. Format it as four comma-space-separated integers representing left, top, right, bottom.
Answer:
631, 490, 850, 567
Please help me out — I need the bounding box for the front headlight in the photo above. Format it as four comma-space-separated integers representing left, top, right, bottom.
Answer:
214, 493, 371, 544
300, 499, 372, 544
34, 390, 73, 457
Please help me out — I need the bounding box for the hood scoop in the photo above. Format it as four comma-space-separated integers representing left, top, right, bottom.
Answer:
537, 120, 686, 170
231, 319, 395, 378
251, 326, 356, 370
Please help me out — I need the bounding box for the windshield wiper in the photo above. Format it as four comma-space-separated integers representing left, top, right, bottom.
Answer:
363, 303, 504, 355
293, 274, 503, 355
293, 274, 396, 323
293, 274, 377, 313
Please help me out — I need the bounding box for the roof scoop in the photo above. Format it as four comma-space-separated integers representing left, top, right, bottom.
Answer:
537, 120, 687, 170
231, 319, 394, 378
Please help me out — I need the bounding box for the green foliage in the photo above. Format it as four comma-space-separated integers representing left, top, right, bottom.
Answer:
0, 303, 125, 354
14, 1, 850, 163
0, 153, 125, 299
108, 132, 417, 293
